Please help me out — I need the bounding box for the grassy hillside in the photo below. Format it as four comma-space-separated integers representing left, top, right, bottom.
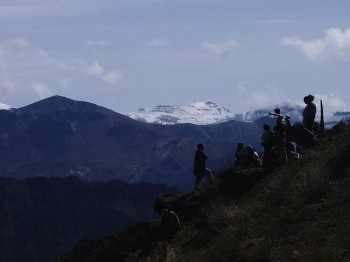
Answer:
56, 121, 350, 262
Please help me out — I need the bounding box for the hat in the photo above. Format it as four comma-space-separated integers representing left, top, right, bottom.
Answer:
284, 115, 291, 121
273, 108, 281, 114
304, 94, 315, 104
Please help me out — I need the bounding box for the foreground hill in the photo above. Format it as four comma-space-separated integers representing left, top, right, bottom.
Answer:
0, 95, 262, 191
57, 122, 350, 261
0, 176, 174, 262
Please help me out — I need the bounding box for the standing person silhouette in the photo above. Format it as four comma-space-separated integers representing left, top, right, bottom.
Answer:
302, 94, 317, 132
193, 143, 212, 192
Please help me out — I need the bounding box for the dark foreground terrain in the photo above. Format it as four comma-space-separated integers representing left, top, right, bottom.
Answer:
0, 176, 174, 262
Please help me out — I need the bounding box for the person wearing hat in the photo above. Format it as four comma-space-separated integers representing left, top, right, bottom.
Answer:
302, 94, 317, 132
193, 143, 211, 192
269, 108, 282, 117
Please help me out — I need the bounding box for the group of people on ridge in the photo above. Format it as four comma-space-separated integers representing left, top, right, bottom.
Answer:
261, 94, 317, 169
193, 94, 318, 182
160, 94, 318, 239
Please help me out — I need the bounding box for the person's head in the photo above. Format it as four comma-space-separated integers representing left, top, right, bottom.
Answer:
237, 142, 244, 151
197, 143, 204, 150
304, 94, 315, 104
285, 115, 291, 122
263, 123, 271, 131
273, 108, 281, 114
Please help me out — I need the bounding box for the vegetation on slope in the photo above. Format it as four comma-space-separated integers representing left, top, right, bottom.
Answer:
57, 121, 350, 262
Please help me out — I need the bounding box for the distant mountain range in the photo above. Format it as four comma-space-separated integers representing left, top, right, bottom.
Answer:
0, 96, 262, 191
1, 96, 349, 192
126, 100, 350, 127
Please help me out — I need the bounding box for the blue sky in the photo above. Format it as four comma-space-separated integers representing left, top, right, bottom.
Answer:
1, 0, 350, 114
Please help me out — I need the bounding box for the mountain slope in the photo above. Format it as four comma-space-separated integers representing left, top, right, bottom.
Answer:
0, 96, 262, 191
56, 121, 350, 261
0, 176, 174, 262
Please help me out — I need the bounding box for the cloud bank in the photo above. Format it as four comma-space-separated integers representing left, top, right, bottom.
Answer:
281, 27, 350, 60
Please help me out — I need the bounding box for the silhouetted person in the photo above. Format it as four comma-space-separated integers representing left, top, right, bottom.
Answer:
284, 115, 293, 139
303, 94, 317, 132
236, 144, 261, 168
159, 207, 181, 238
293, 123, 317, 148
286, 137, 301, 160
261, 123, 274, 169
261, 123, 274, 154
193, 143, 213, 191
269, 107, 282, 117
273, 115, 288, 165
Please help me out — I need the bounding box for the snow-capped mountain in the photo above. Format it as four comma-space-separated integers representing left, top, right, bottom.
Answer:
126, 101, 240, 125
126, 100, 350, 127
0, 103, 11, 110
244, 102, 304, 123
125, 101, 305, 125
324, 111, 350, 128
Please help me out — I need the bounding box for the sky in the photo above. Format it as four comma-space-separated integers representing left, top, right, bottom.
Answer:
1, 0, 350, 114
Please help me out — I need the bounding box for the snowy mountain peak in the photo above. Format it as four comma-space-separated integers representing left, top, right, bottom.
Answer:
126, 100, 350, 127
126, 100, 235, 125
0, 103, 12, 110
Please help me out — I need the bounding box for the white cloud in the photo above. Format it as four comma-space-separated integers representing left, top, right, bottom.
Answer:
3, 38, 29, 48
202, 39, 239, 58
103, 71, 123, 83
0, 102, 11, 109
58, 78, 72, 88
147, 38, 169, 48
281, 27, 350, 60
0, 79, 19, 97
87, 61, 104, 76
0, 37, 125, 107
236, 84, 289, 109
314, 93, 348, 111
246, 92, 279, 108
85, 61, 123, 84
31, 82, 53, 99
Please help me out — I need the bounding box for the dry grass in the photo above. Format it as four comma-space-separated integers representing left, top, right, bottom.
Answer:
59, 122, 350, 262
172, 122, 350, 261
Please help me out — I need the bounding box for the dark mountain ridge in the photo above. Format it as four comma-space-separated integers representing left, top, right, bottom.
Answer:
0, 95, 262, 191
